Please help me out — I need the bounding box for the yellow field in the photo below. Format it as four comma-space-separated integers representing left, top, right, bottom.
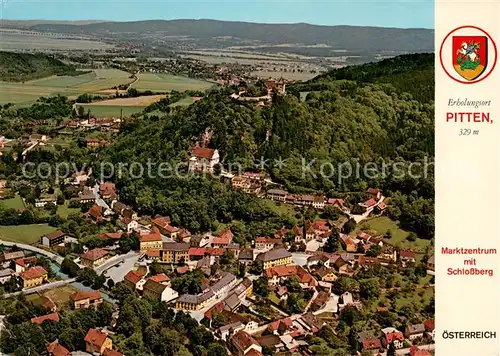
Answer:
86, 94, 168, 107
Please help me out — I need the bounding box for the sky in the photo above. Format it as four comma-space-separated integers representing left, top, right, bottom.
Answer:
1, 0, 434, 29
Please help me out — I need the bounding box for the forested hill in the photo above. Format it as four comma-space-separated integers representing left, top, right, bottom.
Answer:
97, 53, 434, 240
290, 53, 434, 103
0, 51, 86, 82
29, 19, 434, 53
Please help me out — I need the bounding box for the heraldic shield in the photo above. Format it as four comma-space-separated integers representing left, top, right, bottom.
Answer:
452, 36, 488, 81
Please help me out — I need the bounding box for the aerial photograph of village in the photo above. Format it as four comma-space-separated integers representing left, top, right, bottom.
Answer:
0, 1, 435, 355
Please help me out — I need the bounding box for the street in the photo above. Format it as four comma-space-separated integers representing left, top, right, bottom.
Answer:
5, 278, 76, 298
0, 239, 63, 264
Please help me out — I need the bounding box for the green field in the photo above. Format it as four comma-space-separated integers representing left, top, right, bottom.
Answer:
0, 224, 57, 244
169, 96, 198, 107
77, 104, 144, 118
131, 73, 214, 92
353, 216, 431, 252
0, 69, 133, 105
57, 201, 80, 218
0, 195, 25, 210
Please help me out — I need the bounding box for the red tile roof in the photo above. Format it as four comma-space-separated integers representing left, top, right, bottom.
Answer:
15, 256, 37, 268
20, 266, 47, 280
140, 233, 162, 242
99, 232, 122, 240
85, 328, 109, 348
189, 247, 206, 257
424, 319, 435, 331
191, 146, 216, 159
362, 338, 381, 350
124, 271, 144, 285
70, 290, 102, 302
400, 250, 417, 258
367, 188, 381, 195
47, 340, 70, 356
207, 248, 226, 256
176, 266, 189, 274
148, 273, 169, 283
361, 199, 378, 207
231, 330, 259, 351
152, 216, 171, 228
31, 312, 60, 325
327, 198, 345, 205
81, 248, 108, 261
269, 317, 293, 331
385, 330, 405, 345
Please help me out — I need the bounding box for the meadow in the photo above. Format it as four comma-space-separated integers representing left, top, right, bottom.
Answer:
131, 73, 214, 92
0, 69, 132, 105
0, 224, 58, 244
77, 105, 144, 118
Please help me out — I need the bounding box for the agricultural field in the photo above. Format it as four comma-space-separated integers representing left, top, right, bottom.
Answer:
0, 195, 25, 210
131, 73, 214, 92
0, 69, 133, 105
0, 224, 58, 244
0, 31, 114, 51
77, 104, 144, 118
41, 285, 80, 309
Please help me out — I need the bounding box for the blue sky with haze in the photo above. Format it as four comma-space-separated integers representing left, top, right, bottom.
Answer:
1, 0, 434, 28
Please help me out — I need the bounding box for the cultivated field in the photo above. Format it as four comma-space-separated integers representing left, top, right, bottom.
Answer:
77, 104, 144, 118
0, 195, 25, 210
0, 31, 113, 51
131, 73, 214, 92
0, 224, 57, 244
0, 69, 133, 105
86, 94, 168, 107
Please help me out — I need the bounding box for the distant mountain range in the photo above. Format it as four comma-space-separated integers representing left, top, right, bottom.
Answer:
26, 19, 434, 53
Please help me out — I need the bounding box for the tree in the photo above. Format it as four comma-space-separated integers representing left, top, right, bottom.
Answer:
207, 343, 228, 356
107, 279, 115, 289
359, 278, 381, 299
324, 229, 339, 253
253, 277, 269, 297
77, 106, 85, 117
365, 244, 381, 257
342, 218, 356, 234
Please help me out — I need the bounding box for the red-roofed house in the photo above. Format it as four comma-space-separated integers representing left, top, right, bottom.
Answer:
268, 318, 294, 335
400, 250, 417, 263
264, 265, 317, 288
47, 340, 70, 356
139, 230, 163, 252
20, 266, 47, 288
148, 273, 170, 285
357, 331, 382, 352
151, 216, 171, 234
424, 319, 435, 340
212, 230, 233, 248
104, 350, 124, 356
255, 237, 282, 251
188, 146, 220, 174
367, 188, 382, 200
31, 312, 60, 325
359, 199, 378, 212
85, 328, 112, 355
80, 248, 108, 268
87, 204, 104, 223
124, 270, 146, 290
14, 256, 37, 273
70, 290, 103, 310
189, 247, 206, 260
381, 327, 405, 349
231, 330, 262, 356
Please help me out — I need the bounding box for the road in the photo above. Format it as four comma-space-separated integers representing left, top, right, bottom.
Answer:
93, 183, 110, 210
5, 278, 76, 298
0, 239, 63, 264
95, 251, 140, 275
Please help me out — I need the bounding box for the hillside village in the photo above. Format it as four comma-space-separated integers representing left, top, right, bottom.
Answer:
0, 156, 435, 356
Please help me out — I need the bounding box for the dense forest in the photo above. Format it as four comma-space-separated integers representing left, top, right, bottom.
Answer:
0, 51, 89, 82
95, 53, 434, 239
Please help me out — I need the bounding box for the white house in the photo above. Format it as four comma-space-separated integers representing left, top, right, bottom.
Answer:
188, 147, 220, 174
